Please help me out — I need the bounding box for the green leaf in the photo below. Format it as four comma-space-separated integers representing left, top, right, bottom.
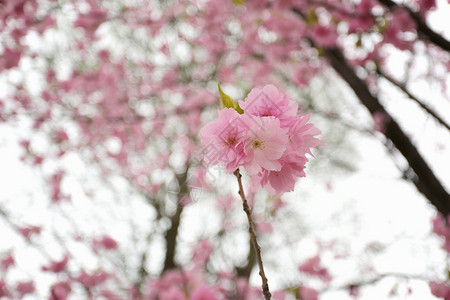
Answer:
232, 0, 246, 5
218, 83, 244, 114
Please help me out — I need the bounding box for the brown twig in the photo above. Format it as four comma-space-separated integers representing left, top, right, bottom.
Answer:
376, 69, 450, 131
233, 169, 271, 300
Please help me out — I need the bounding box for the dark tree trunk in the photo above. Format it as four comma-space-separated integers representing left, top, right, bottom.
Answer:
324, 47, 450, 216
163, 168, 190, 272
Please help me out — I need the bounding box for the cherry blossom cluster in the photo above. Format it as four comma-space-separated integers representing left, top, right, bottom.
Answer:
429, 215, 450, 300
201, 85, 320, 196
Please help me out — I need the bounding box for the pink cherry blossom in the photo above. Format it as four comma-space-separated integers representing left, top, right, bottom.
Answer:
432, 215, 450, 252
257, 153, 307, 196
0, 280, 9, 298
76, 270, 110, 289
191, 285, 219, 300
99, 289, 121, 300
264, 12, 307, 41
42, 254, 69, 273
92, 235, 118, 253
200, 108, 248, 173
74, 6, 108, 34
244, 117, 288, 174
18, 225, 41, 240
192, 240, 213, 266
372, 111, 390, 134
286, 114, 321, 155
1, 254, 15, 271
159, 286, 186, 300
429, 281, 450, 300
299, 255, 332, 281
415, 0, 436, 16
272, 290, 286, 300
15, 280, 35, 297
309, 24, 339, 48
299, 286, 319, 300
257, 220, 274, 234
49, 170, 66, 203
383, 8, 415, 51
49, 281, 71, 300
294, 61, 321, 87
238, 84, 298, 127
201, 85, 320, 196
0, 48, 22, 70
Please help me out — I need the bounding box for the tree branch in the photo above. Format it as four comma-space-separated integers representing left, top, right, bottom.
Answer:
163, 168, 190, 272
323, 46, 450, 216
236, 235, 257, 279
377, 69, 450, 131
291, 7, 450, 216
233, 169, 271, 300
321, 272, 432, 293
377, 0, 450, 52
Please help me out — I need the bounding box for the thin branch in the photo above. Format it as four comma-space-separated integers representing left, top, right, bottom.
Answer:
163, 167, 190, 272
323, 46, 450, 216
377, 69, 450, 131
233, 169, 271, 300
293, 7, 450, 216
377, 0, 450, 52
321, 272, 433, 293
236, 235, 257, 279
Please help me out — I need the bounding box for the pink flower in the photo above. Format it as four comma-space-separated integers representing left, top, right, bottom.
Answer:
309, 24, 338, 48
429, 281, 450, 300
74, 6, 107, 34
147, 270, 184, 298
235, 278, 260, 299
99, 289, 121, 300
18, 225, 41, 240
256, 153, 307, 196
49, 281, 71, 300
76, 270, 110, 289
200, 85, 320, 196
191, 286, 219, 300
50, 170, 66, 203
0, 48, 22, 70
294, 62, 321, 87
432, 215, 450, 238
159, 287, 186, 300
346, 0, 377, 33
349, 285, 360, 298
200, 108, 248, 173
192, 240, 213, 266
257, 220, 274, 233
383, 8, 415, 51
1, 254, 14, 271
238, 85, 298, 128
42, 254, 69, 273
415, 0, 436, 16
286, 114, 321, 155
299, 255, 332, 282
92, 235, 118, 253
264, 12, 306, 40
272, 290, 286, 300
53, 129, 69, 143
243, 117, 288, 174
432, 215, 450, 252
15, 280, 35, 297
299, 286, 318, 300
0, 280, 9, 298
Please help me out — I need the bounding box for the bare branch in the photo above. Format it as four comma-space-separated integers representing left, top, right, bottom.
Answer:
233, 169, 271, 300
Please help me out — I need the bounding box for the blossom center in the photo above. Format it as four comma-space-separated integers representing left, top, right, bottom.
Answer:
224, 136, 236, 146
252, 139, 265, 150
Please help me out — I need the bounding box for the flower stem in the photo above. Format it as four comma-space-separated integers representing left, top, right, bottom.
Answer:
233, 168, 271, 300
